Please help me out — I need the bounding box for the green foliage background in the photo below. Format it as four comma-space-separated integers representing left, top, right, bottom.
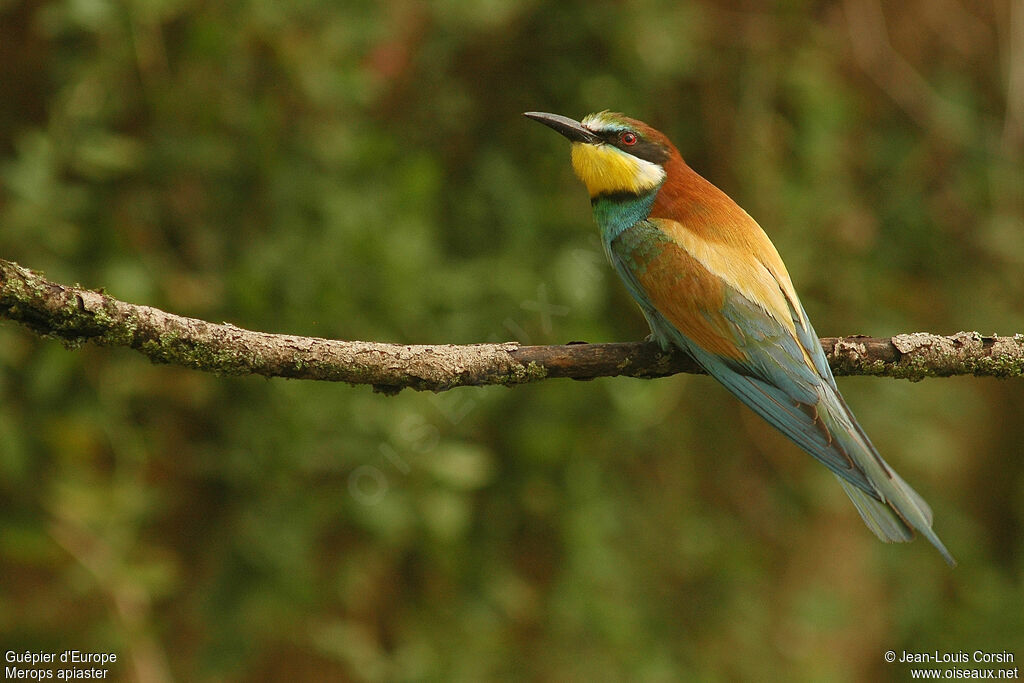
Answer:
2, 0, 1022, 680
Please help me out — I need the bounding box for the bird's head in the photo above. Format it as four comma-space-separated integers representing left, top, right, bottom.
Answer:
524, 111, 673, 200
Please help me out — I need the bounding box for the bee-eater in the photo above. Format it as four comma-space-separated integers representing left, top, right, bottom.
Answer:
525, 110, 954, 565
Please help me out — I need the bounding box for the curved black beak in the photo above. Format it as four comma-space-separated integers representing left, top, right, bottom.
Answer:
524, 112, 601, 144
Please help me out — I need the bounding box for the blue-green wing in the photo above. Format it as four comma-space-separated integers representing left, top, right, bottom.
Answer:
605, 223, 955, 563
605, 225, 877, 495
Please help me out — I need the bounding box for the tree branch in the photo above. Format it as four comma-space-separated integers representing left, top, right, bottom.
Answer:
2, 258, 1023, 393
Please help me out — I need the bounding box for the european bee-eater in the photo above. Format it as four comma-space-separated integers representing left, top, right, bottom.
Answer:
525, 110, 954, 565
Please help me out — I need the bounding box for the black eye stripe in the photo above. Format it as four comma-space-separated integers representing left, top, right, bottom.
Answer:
589, 127, 670, 164
606, 133, 669, 164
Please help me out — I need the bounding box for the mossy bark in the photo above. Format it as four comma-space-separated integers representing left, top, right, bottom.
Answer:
3, 258, 1023, 393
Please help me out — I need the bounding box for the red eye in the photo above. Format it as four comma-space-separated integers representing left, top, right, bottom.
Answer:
620, 131, 637, 145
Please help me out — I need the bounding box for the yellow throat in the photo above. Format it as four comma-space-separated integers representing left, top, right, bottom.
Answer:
570, 141, 666, 198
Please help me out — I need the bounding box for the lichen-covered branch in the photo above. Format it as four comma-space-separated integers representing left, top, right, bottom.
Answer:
2, 258, 1023, 392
